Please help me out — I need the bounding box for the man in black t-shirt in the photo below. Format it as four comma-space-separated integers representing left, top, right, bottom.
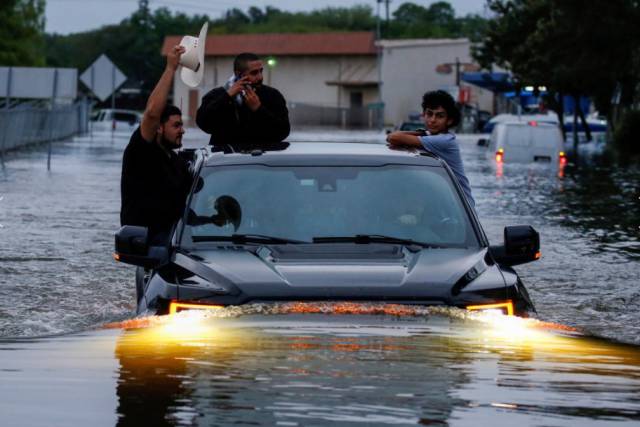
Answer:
196, 52, 290, 148
120, 45, 192, 242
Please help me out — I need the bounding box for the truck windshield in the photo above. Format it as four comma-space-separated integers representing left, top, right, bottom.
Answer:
181, 165, 478, 248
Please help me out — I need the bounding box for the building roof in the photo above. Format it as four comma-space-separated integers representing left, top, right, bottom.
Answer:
377, 38, 470, 49
162, 32, 376, 57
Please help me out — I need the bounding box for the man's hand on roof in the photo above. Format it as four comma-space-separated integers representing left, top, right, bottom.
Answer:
243, 86, 261, 112
166, 45, 186, 72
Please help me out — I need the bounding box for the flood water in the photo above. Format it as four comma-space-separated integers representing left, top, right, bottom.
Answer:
0, 129, 639, 426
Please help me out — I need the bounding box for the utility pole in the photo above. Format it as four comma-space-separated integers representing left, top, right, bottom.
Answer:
385, 0, 391, 24
376, 0, 382, 40
375, 0, 383, 129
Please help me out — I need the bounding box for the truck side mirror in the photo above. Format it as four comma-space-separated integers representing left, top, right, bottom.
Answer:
114, 226, 169, 269
490, 225, 540, 266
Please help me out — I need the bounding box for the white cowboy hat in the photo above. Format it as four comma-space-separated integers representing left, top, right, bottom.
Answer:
179, 22, 208, 87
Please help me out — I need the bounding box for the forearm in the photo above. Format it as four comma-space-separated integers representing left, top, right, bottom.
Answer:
141, 66, 178, 141
386, 131, 422, 147
145, 67, 175, 120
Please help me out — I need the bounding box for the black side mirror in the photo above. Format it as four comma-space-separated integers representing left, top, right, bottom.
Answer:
114, 225, 169, 269
490, 225, 540, 266
477, 138, 488, 147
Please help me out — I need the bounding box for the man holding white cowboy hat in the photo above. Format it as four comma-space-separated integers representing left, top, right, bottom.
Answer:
120, 43, 193, 244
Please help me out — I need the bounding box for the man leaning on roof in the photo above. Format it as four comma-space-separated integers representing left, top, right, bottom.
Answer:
196, 52, 290, 148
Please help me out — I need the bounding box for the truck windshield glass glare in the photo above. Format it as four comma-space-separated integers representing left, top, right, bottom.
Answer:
181, 165, 478, 248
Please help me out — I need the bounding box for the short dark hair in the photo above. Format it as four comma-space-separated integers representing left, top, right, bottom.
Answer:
421, 90, 461, 128
160, 105, 181, 123
233, 52, 260, 74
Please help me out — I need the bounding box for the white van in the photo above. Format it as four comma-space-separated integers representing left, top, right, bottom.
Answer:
90, 109, 142, 133
487, 121, 566, 164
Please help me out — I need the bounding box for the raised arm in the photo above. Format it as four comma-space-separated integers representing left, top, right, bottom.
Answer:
140, 45, 185, 141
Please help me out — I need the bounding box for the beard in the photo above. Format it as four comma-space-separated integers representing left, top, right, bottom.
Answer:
160, 134, 182, 150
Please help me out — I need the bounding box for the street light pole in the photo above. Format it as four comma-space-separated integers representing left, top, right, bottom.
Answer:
376, 0, 383, 129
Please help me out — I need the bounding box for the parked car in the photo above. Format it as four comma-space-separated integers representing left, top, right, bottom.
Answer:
484, 121, 566, 164
115, 142, 539, 317
398, 121, 424, 132
91, 109, 142, 133
482, 112, 607, 134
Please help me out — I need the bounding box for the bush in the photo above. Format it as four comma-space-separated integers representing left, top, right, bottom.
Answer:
613, 110, 640, 156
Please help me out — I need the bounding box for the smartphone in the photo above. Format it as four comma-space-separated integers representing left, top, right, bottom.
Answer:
232, 73, 252, 96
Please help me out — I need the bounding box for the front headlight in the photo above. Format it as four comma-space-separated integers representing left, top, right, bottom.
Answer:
466, 300, 514, 316
169, 301, 224, 314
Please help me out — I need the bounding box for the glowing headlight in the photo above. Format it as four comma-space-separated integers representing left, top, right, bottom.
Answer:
466, 301, 514, 316
169, 301, 224, 315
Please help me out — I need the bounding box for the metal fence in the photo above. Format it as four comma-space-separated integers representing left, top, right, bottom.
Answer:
288, 103, 384, 129
0, 100, 90, 153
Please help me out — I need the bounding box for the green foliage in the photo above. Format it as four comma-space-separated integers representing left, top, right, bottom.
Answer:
44, 1, 487, 100
474, 0, 640, 115
0, 0, 46, 66
387, 2, 485, 39
613, 110, 640, 157
46, 5, 207, 93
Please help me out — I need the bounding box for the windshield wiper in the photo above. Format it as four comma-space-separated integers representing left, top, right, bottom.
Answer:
192, 234, 308, 244
312, 234, 444, 248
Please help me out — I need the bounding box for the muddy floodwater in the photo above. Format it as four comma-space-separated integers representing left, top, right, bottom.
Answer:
2, 312, 640, 426
0, 129, 639, 426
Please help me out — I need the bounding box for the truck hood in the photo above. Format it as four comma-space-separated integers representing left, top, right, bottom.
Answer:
174, 244, 506, 303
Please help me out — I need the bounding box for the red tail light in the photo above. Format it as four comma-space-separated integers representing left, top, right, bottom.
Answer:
559, 151, 567, 165
495, 148, 504, 163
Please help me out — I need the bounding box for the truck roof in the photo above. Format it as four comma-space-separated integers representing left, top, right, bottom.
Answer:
203, 141, 445, 167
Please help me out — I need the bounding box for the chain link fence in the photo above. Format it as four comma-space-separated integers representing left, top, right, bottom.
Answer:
0, 100, 90, 154
288, 103, 384, 129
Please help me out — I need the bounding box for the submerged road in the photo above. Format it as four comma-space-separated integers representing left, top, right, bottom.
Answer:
0, 128, 639, 426
2, 312, 640, 426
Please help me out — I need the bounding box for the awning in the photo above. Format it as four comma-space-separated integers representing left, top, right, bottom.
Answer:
461, 72, 514, 92
325, 80, 379, 87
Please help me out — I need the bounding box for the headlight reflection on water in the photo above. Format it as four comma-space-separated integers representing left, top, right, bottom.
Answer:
105, 302, 582, 350
108, 302, 640, 391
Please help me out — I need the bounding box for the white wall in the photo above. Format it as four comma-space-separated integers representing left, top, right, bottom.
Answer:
172, 44, 494, 127
380, 39, 493, 125
172, 54, 380, 123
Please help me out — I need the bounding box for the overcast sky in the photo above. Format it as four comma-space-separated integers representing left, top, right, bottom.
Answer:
45, 0, 487, 35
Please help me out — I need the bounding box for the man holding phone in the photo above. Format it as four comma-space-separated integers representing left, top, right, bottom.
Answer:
196, 52, 290, 148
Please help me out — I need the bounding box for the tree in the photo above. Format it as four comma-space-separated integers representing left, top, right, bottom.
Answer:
388, 2, 483, 39
426, 1, 456, 29
248, 6, 265, 24
392, 2, 430, 26
0, 0, 46, 66
474, 0, 640, 145
44, 2, 488, 107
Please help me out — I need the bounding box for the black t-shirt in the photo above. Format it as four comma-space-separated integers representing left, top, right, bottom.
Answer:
120, 128, 192, 236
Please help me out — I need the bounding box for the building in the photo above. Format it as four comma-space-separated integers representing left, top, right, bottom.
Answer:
161, 32, 378, 126
161, 32, 492, 127
378, 38, 494, 126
